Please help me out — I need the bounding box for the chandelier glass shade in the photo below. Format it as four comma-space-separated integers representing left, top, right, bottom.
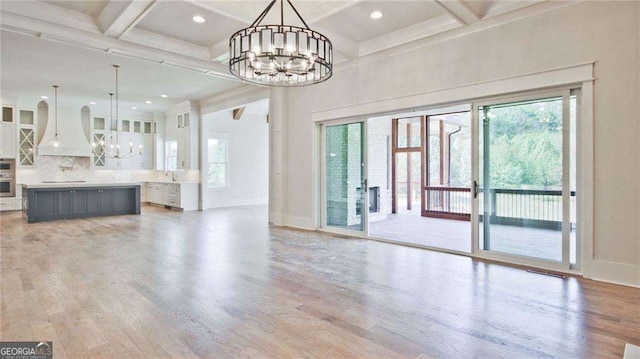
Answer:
229, 0, 333, 86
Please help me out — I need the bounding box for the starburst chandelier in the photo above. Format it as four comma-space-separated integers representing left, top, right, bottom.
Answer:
229, 0, 333, 86
92, 65, 142, 160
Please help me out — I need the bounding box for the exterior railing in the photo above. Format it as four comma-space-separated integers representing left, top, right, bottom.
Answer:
424, 186, 471, 221
423, 186, 576, 229
483, 188, 576, 230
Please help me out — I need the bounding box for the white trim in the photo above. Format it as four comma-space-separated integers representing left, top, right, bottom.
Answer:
578, 80, 595, 279
311, 63, 594, 122
562, 91, 571, 268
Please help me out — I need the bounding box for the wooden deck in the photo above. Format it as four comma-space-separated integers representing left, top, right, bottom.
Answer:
1, 204, 636, 358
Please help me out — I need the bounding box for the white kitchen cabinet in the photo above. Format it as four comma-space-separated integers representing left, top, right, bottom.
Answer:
17, 109, 35, 166
143, 134, 153, 169
176, 110, 197, 170
0, 123, 16, 159
1, 106, 16, 158
0, 198, 16, 212
146, 183, 163, 204
144, 182, 198, 211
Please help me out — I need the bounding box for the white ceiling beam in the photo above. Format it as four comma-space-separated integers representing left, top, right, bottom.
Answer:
209, 40, 230, 63
314, 27, 359, 60
98, 0, 157, 39
122, 28, 211, 60
1, 11, 236, 80
0, 1, 99, 34
434, 0, 481, 25
359, 15, 460, 57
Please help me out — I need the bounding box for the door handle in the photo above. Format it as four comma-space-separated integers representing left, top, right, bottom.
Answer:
473, 180, 479, 198
363, 178, 368, 192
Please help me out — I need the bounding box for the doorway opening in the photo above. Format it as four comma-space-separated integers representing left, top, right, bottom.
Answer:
319, 88, 580, 270
201, 98, 269, 211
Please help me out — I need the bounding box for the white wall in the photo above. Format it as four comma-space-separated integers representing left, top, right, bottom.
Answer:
279, 2, 640, 286
202, 108, 269, 209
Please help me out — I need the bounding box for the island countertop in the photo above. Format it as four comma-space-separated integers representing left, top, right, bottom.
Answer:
21, 182, 142, 189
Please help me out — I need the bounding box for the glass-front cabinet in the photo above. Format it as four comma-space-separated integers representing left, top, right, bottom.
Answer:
18, 109, 35, 166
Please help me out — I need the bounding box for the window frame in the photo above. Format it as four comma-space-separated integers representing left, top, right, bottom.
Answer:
166, 140, 178, 171
206, 134, 230, 189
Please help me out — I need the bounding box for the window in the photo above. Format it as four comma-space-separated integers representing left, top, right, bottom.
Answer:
166, 140, 177, 171
207, 137, 228, 187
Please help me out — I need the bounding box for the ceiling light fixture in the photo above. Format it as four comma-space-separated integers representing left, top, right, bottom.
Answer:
160, 94, 168, 98
192, 15, 205, 23
131, 107, 137, 110
145, 101, 152, 104
90, 101, 96, 105
229, 0, 333, 86
370, 11, 383, 19
40, 95, 48, 99
92, 65, 142, 160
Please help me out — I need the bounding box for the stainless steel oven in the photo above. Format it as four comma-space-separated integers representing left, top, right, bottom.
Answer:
0, 159, 16, 197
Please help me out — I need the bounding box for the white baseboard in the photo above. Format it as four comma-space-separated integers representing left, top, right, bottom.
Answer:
205, 197, 268, 209
283, 215, 316, 230
584, 259, 640, 288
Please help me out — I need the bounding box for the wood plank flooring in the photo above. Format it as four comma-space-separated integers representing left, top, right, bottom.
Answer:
1, 205, 639, 358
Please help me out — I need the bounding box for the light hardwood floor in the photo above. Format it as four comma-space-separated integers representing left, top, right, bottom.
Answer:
1, 205, 639, 358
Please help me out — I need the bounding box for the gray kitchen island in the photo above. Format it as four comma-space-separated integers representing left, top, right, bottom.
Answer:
22, 183, 141, 223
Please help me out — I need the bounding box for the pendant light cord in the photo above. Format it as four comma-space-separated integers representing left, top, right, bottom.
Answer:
53, 85, 58, 140
109, 92, 114, 144
113, 65, 120, 147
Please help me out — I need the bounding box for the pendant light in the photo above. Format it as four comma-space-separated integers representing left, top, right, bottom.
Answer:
49, 85, 63, 150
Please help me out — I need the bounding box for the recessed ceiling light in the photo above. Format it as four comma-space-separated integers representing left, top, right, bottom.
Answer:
192, 15, 205, 23
160, 94, 168, 98
90, 101, 96, 105
41, 96, 48, 99
132, 106, 137, 110
370, 11, 382, 19
145, 100, 152, 104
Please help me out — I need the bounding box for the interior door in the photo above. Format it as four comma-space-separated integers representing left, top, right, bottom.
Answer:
321, 121, 368, 234
473, 91, 576, 269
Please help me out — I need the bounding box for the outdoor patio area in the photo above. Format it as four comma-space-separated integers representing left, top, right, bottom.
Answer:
369, 209, 576, 263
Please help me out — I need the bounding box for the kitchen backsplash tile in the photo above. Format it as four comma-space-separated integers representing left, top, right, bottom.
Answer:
17, 156, 200, 184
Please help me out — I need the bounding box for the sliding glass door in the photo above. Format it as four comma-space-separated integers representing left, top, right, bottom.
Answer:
321, 121, 367, 234
473, 91, 577, 269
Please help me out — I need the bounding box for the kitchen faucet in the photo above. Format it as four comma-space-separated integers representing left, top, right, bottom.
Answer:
165, 171, 177, 182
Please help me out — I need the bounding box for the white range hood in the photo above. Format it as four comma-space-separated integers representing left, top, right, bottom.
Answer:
38, 102, 93, 157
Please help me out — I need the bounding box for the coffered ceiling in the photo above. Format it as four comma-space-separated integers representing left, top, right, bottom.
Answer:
0, 0, 576, 111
